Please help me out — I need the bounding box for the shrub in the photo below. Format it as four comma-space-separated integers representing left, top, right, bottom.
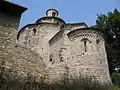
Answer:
0, 72, 119, 90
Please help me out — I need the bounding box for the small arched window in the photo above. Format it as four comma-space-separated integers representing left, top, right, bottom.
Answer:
81, 38, 89, 52
96, 39, 100, 44
49, 54, 54, 64
33, 28, 36, 35
96, 39, 100, 52
84, 41, 87, 52
52, 12, 56, 17
49, 54, 53, 62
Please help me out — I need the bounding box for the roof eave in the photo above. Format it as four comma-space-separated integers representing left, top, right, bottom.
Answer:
0, 0, 27, 16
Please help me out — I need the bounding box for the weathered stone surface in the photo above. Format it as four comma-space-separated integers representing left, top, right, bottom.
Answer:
0, 7, 111, 84
0, 1, 45, 82
0, 25, 45, 81
8, 44, 45, 80
18, 9, 111, 83
0, 13, 20, 29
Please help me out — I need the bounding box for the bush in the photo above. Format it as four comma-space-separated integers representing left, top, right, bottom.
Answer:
111, 73, 120, 86
0, 72, 119, 90
0, 63, 119, 90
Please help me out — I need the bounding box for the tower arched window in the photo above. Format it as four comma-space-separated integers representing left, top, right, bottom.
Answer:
84, 40, 87, 52
49, 54, 54, 64
96, 39, 100, 52
52, 12, 56, 17
96, 39, 100, 44
33, 28, 36, 35
81, 38, 89, 52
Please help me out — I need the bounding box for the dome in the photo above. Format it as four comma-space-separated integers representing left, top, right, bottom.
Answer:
36, 9, 65, 25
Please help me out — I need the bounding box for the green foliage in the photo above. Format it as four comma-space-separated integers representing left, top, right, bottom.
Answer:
0, 64, 119, 90
0, 71, 119, 90
0, 77, 119, 90
91, 8, 120, 73
91, 8, 120, 85
111, 73, 120, 86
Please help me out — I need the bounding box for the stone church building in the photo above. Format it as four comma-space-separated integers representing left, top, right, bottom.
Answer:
0, 0, 111, 83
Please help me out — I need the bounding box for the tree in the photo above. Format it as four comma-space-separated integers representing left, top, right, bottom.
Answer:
91, 9, 120, 74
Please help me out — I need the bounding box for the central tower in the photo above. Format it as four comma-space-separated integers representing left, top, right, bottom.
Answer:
46, 9, 59, 17
35, 9, 65, 25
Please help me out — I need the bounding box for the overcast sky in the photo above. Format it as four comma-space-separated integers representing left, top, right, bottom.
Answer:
9, 0, 120, 30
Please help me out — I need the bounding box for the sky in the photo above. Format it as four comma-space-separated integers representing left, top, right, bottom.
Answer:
9, 0, 120, 30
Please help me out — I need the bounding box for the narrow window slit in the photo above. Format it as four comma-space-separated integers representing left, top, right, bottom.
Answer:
49, 54, 54, 64
84, 41, 87, 52
50, 58, 52, 62
33, 28, 36, 35
96, 39, 100, 44
52, 12, 56, 17
81, 38, 89, 52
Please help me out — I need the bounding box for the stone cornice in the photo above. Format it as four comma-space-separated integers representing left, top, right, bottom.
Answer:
67, 22, 88, 28
36, 17, 66, 24
67, 28, 105, 40
17, 23, 63, 40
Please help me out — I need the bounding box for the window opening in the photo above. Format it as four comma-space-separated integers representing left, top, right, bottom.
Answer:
96, 39, 100, 52
96, 39, 100, 44
81, 38, 89, 52
84, 41, 87, 52
50, 58, 52, 62
49, 54, 54, 64
52, 12, 56, 17
33, 28, 36, 35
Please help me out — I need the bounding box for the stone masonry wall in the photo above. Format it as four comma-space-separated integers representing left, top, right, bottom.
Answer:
46, 31, 65, 82
44, 28, 111, 83
0, 13, 20, 29
0, 7, 111, 84
18, 23, 62, 65
6, 44, 45, 81
17, 22, 111, 83
0, 14, 46, 82
67, 29, 111, 83
0, 13, 20, 66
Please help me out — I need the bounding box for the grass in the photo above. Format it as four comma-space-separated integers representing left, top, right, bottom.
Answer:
0, 72, 120, 90
0, 62, 120, 90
